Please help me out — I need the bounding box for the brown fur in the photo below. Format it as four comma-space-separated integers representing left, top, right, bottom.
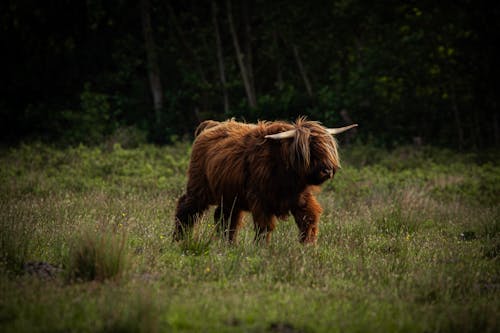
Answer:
194, 120, 221, 137
174, 117, 341, 244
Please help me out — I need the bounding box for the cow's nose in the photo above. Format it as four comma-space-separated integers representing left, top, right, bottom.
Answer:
322, 168, 333, 178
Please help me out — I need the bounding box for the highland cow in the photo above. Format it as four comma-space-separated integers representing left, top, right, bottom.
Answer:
174, 117, 357, 244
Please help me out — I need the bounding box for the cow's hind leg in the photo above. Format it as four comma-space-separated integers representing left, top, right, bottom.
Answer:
214, 206, 244, 243
213, 206, 225, 235
251, 210, 277, 244
173, 193, 209, 241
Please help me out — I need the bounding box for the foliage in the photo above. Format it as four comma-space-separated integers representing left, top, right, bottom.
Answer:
1, 1, 499, 148
0, 142, 190, 196
58, 84, 117, 145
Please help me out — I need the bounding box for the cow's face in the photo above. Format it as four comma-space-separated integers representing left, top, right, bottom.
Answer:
306, 135, 338, 185
265, 118, 354, 185
307, 161, 336, 185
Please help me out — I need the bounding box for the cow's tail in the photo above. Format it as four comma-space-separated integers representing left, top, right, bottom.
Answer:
194, 120, 220, 137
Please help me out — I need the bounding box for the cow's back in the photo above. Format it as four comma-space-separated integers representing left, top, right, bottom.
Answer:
187, 120, 256, 206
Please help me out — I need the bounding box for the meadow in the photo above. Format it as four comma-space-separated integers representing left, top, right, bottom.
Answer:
0, 142, 498, 332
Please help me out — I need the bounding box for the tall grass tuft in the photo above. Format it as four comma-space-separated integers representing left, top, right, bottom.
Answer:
0, 207, 34, 274
66, 226, 128, 282
178, 216, 216, 256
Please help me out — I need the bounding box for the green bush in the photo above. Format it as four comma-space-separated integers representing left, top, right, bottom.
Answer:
66, 227, 128, 282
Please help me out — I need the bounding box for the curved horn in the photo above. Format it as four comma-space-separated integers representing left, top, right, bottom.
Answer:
327, 124, 358, 135
265, 129, 296, 139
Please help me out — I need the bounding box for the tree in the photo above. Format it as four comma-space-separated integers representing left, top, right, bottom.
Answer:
1, 0, 498, 148
140, 0, 163, 130
212, 0, 229, 114
226, 0, 257, 108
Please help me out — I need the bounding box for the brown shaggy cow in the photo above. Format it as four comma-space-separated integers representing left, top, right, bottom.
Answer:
174, 117, 357, 244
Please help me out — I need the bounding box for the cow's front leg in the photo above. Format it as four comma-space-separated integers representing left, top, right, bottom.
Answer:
291, 192, 323, 244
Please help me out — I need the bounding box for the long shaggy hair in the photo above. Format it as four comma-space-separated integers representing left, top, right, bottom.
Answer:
174, 117, 347, 244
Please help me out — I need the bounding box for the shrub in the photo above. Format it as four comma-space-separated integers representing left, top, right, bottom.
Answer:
66, 227, 128, 282
103, 126, 148, 150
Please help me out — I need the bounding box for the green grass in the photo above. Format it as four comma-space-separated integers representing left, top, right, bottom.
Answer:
0, 143, 498, 332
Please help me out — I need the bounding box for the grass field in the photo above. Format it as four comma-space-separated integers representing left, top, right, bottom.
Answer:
0, 142, 499, 332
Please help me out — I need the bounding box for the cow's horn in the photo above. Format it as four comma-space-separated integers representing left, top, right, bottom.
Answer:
265, 129, 296, 139
327, 124, 358, 135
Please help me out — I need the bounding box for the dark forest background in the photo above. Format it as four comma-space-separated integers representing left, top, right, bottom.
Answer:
1, 0, 499, 148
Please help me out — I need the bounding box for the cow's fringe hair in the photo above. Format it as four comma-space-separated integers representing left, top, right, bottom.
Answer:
290, 117, 341, 172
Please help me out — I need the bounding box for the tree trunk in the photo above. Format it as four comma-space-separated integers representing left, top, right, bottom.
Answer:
226, 0, 257, 108
451, 84, 464, 150
243, 0, 256, 102
473, 104, 482, 148
167, 4, 208, 85
273, 30, 284, 90
140, 0, 163, 127
212, 0, 230, 114
493, 109, 499, 147
292, 43, 313, 97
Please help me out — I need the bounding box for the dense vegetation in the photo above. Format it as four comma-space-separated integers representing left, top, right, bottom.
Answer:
1, 144, 498, 332
2, 1, 499, 147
